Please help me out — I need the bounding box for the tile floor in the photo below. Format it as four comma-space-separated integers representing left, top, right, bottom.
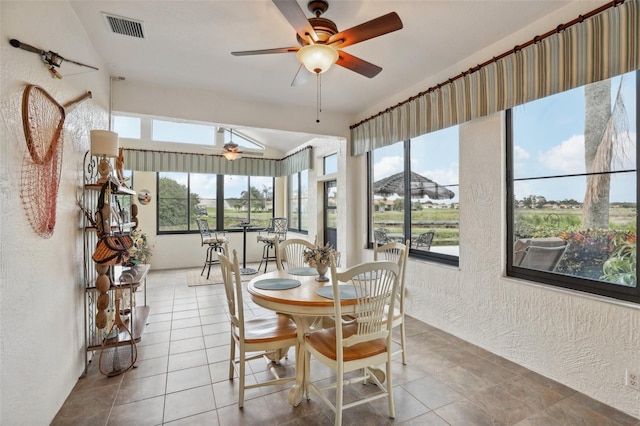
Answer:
53, 267, 640, 426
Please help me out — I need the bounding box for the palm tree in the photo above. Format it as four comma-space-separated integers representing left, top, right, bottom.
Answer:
582, 77, 630, 229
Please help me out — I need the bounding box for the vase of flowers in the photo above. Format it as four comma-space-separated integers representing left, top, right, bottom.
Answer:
303, 243, 339, 282
127, 228, 153, 265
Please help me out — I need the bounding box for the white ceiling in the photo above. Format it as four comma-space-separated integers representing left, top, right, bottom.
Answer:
69, 0, 573, 151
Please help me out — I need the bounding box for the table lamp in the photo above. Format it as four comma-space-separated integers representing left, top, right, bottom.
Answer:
91, 130, 119, 184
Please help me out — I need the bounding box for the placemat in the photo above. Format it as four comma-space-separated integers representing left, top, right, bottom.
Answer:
254, 278, 301, 290
288, 267, 318, 276
316, 285, 367, 300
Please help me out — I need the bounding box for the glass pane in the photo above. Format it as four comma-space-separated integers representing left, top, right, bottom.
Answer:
152, 119, 215, 145
224, 175, 249, 229
372, 142, 405, 244
324, 154, 337, 175
512, 72, 637, 288
112, 115, 141, 139
289, 173, 299, 230
158, 172, 189, 232
326, 180, 337, 207
300, 170, 309, 231
410, 127, 460, 256
191, 173, 217, 229
249, 176, 273, 229
225, 129, 262, 149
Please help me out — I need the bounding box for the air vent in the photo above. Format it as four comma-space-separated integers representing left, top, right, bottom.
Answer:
102, 13, 145, 39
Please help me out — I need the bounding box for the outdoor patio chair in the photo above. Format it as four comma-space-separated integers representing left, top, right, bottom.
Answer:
196, 218, 228, 280
514, 238, 569, 272
412, 230, 434, 250
374, 228, 392, 245
256, 217, 288, 272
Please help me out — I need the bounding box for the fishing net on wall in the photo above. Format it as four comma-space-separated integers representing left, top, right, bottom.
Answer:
19, 84, 91, 238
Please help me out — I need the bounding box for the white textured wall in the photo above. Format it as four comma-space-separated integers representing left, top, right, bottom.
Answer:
397, 114, 640, 418
0, 1, 110, 424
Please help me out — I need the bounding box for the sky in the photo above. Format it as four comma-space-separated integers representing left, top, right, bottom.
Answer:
373, 71, 637, 204
117, 72, 637, 205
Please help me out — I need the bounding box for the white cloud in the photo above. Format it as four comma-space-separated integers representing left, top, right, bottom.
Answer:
513, 145, 530, 161
538, 134, 585, 173
373, 155, 403, 181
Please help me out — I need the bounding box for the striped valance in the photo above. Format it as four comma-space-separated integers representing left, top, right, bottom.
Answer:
351, 0, 639, 155
123, 145, 312, 177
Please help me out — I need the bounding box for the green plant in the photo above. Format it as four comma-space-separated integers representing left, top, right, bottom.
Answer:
601, 232, 636, 286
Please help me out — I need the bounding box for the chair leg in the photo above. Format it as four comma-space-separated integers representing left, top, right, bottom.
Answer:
386, 359, 395, 419
400, 321, 407, 365
205, 245, 215, 280
228, 335, 235, 380
239, 348, 246, 408
335, 369, 343, 426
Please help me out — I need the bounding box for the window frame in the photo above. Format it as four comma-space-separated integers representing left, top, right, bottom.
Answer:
156, 173, 275, 235
288, 170, 309, 234
505, 71, 639, 304
368, 136, 460, 267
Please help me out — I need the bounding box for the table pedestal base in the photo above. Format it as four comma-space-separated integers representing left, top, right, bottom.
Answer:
240, 267, 258, 275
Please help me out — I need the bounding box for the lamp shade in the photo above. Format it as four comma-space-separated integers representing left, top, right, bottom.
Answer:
296, 44, 339, 74
223, 151, 240, 161
90, 130, 119, 157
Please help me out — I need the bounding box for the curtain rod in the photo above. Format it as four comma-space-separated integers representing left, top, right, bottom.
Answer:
350, 0, 626, 130
122, 144, 311, 161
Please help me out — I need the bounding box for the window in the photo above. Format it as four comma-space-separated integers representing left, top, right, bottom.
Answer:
288, 170, 309, 233
224, 175, 274, 230
157, 173, 272, 233
152, 119, 215, 145
324, 154, 337, 175
507, 71, 638, 303
370, 127, 460, 265
112, 115, 141, 139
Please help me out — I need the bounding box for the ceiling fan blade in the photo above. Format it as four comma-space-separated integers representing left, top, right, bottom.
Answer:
231, 47, 299, 56
336, 51, 382, 78
272, 0, 318, 43
291, 64, 310, 86
328, 12, 403, 48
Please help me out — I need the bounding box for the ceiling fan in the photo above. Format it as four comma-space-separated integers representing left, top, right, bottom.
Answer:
207, 128, 264, 160
231, 0, 403, 85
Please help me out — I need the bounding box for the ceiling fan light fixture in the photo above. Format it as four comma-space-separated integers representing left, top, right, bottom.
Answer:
223, 150, 240, 161
296, 44, 338, 74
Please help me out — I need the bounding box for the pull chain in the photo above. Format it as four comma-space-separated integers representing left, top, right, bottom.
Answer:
316, 72, 322, 123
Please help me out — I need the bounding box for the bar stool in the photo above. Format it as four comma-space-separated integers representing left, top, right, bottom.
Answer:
256, 217, 287, 272
196, 218, 228, 279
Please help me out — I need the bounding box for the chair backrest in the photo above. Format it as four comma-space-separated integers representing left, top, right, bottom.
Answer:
412, 231, 434, 250
515, 241, 568, 271
373, 228, 390, 245
217, 249, 245, 339
329, 258, 401, 358
196, 218, 212, 245
374, 240, 409, 309
275, 238, 315, 271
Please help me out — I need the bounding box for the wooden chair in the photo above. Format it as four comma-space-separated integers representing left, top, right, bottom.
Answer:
374, 239, 409, 364
303, 258, 401, 425
217, 249, 297, 408
275, 238, 315, 271
196, 218, 228, 279
412, 230, 434, 250
256, 217, 288, 272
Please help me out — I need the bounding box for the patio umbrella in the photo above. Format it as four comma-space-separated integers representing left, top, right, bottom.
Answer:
373, 171, 455, 200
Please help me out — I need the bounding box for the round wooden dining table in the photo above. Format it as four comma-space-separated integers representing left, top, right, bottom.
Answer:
247, 268, 358, 406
